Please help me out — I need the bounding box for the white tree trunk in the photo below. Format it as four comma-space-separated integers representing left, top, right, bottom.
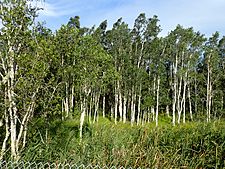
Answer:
151, 106, 155, 122
93, 93, 97, 123
0, 100, 10, 160
172, 55, 178, 126
80, 100, 86, 141
131, 87, 136, 126
80, 85, 87, 141
65, 82, 69, 118
177, 77, 183, 124
182, 73, 187, 124
93, 92, 100, 123
111, 105, 114, 121
209, 79, 212, 122
152, 76, 156, 122
8, 56, 18, 160
137, 42, 144, 68
62, 99, 64, 120
207, 55, 211, 122
166, 105, 170, 117
156, 76, 160, 127
18, 102, 35, 151
119, 87, 123, 122
147, 107, 150, 123
194, 74, 198, 114
137, 84, 142, 125
123, 96, 127, 123
188, 84, 193, 121
70, 85, 75, 112
222, 96, 224, 111
103, 94, 106, 118
114, 83, 118, 124
88, 94, 92, 123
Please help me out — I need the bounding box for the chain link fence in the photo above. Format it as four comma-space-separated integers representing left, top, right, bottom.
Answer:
0, 161, 134, 169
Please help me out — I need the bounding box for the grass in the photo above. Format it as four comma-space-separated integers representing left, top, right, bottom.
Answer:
19, 116, 225, 168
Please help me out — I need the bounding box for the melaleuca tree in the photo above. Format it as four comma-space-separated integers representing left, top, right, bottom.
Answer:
217, 36, 225, 117
32, 23, 61, 123
152, 38, 166, 126
93, 20, 108, 48
184, 30, 205, 121
105, 18, 131, 124
75, 35, 112, 139
68, 16, 80, 29
92, 20, 110, 119
203, 32, 222, 122
165, 25, 206, 125
129, 13, 147, 125
0, 0, 47, 160
54, 16, 114, 139
166, 25, 185, 125
54, 20, 81, 119
141, 15, 162, 125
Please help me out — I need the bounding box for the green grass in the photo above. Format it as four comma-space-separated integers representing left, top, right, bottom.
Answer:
20, 116, 225, 168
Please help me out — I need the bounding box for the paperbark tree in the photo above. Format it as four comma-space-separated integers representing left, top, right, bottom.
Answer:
76, 35, 112, 139
0, 0, 46, 160
204, 32, 221, 122
105, 18, 131, 124
165, 25, 205, 125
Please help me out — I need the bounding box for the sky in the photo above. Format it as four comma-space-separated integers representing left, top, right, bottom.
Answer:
33, 0, 225, 37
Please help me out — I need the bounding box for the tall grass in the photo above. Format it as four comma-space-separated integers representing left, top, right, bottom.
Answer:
20, 117, 225, 168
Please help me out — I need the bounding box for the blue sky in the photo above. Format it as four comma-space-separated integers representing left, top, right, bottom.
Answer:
34, 0, 225, 37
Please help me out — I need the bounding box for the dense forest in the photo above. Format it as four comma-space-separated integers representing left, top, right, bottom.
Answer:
0, 0, 225, 168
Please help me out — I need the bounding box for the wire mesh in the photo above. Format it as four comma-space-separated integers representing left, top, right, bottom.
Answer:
0, 161, 134, 169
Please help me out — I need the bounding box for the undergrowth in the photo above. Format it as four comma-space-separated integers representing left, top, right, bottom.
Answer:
19, 116, 225, 168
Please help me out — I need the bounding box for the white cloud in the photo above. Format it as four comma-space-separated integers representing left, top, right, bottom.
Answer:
29, 1, 77, 17
39, 2, 59, 17
36, 0, 225, 37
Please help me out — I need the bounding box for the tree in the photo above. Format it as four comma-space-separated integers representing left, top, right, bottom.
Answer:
142, 15, 162, 126
165, 25, 205, 125
54, 22, 80, 119
0, 0, 46, 160
204, 32, 221, 122
105, 18, 131, 124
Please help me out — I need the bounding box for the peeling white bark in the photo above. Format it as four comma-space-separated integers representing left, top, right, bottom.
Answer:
188, 84, 193, 121
131, 87, 136, 126
172, 54, 178, 126
93, 92, 100, 123
137, 84, 142, 125
102, 94, 105, 118
207, 54, 212, 122
166, 105, 170, 117
119, 87, 123, 122
123, 96, 127, 123
80, 85, 87, 141
156, 76, 160, 127
0, 97, 10, 160
114, 83, 118, 124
